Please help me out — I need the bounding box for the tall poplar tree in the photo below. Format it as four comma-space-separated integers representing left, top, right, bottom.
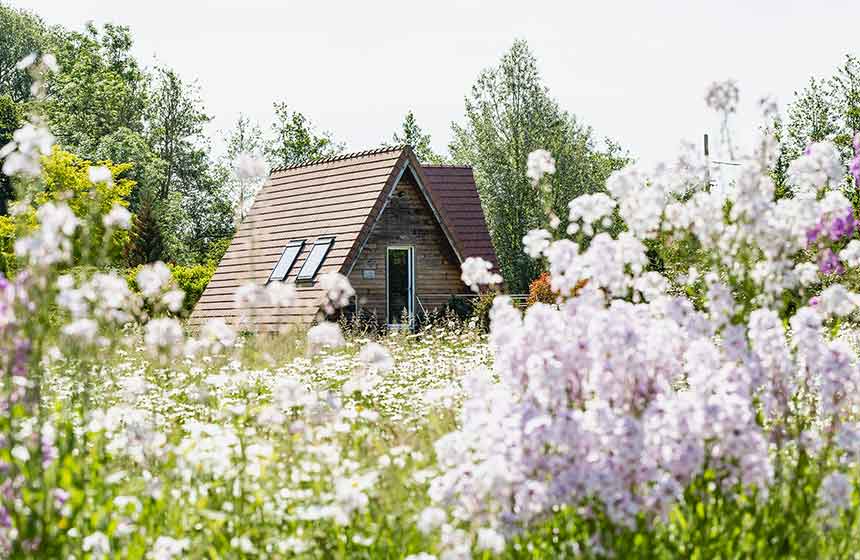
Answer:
451, 40, 626, 292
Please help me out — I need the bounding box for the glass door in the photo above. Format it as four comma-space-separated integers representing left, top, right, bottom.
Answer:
387, 247, 414, 326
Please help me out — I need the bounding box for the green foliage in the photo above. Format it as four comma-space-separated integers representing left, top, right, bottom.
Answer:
266, 101, 341, 168
828, 54, 860, 153
39, 148, 133, 214
784, 54, 860, 168
390, 110, 445, 164
125, 261, 214, 315
153, 190, 190, 264
146, 67, 211, 200
451, 40, 627, 292
226, 114, 266, 160
93, 127, 167, 212
36, 148, 133, 261
769, 117, 792, 197
470, 290, 498, 332
222, 114, 267, 222
785, 78, 837, 162
0, 152, 135, 277
0, 4, 48, 103
125, 187, 163, 266
204, 236, 231, 267
45, 23, 147, 155
143, 68, 234, 263
147, 178, 234, 266
0, 93, 22, 214
0, 213, 15, 275
1, 5, 235, 267
178, 170, 235, 264
164, 264, 213, 315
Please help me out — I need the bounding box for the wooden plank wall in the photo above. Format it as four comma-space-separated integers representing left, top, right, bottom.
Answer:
348, 171, 466, 323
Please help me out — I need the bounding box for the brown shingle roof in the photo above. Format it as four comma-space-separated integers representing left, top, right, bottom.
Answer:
269, 145, 405, 173
421, 165, 498, 268
191, 146, 406, 329
190, 147, 496, 330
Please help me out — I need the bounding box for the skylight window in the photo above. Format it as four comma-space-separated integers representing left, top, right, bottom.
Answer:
296, 237, 334, 281
267, 240, 305, 284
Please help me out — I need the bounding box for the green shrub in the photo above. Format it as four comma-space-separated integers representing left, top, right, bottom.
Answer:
0, 215, 15, 277
470, 290, 498, 332
204, 237, 231, 267
444, 294, 474, 321
126, 262, 214, 316
170, 264, 214, 314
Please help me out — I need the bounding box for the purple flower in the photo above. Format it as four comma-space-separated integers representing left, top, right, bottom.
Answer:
829, 217, 846, 241
845, 210, 858, 234
41, 435, 57, 468
829, 211, 856, 240
0, 479, 14, 501
818, 248, 844, 275
12, 337, 30, 378
52, 488, 70, 508
853, 133, 860, 188
806, 224, 822, 245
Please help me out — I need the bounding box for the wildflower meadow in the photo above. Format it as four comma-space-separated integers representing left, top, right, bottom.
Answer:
5, 43, 860, 560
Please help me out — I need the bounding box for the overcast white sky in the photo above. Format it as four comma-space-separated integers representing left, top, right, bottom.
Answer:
8, 0, 860, 166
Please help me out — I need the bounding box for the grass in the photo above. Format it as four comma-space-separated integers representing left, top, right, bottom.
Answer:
16, 318, 488, 558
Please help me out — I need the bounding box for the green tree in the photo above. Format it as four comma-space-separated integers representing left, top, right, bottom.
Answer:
0, 4, 48, 103
0, 94, 22, 214
180, 167, 235, 264
226, 114, 266, 159
451, 40, 626, 292
266, 101, 340, 168
784, 55, 860, 164
45, 23, 148, 155
145, 67, 233, 263
93, 127, 167, 213
770, 116, 791, 197
223, 114, 267, 222
784, 78, 837, 162
145, 67, 210, 199
390, 110, 444, 163
125, 187, 164, 266
828, 54, 860, 157
1, 5, 234, 267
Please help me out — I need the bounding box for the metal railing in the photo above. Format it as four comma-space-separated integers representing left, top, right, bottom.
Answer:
415, 295, 428, 316
445, 293, 530, 308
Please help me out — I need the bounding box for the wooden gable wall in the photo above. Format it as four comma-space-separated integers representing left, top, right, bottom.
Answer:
347, 168, 465, 322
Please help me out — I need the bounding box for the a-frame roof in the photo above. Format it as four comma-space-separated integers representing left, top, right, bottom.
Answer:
190, 145, 480, 330
422, 165, 497, 269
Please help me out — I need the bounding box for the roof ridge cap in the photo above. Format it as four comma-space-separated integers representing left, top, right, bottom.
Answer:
270, 145, 406, 173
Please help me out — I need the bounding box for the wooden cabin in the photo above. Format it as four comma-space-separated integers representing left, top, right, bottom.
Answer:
190, 145, 497, 331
